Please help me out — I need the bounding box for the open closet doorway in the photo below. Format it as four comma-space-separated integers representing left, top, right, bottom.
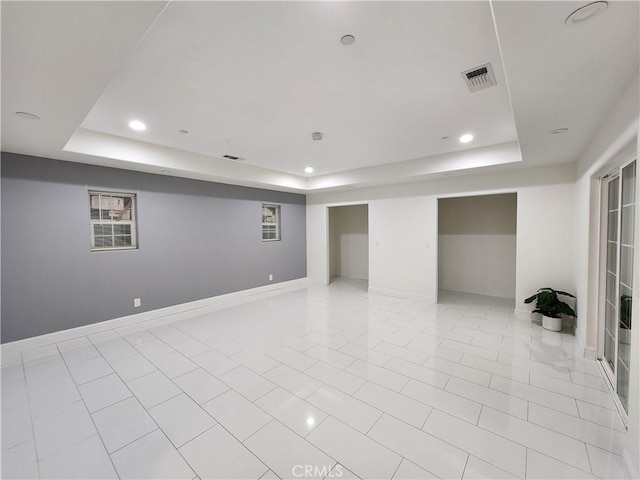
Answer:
328, 204, 369, 286
438, 193, 517, 300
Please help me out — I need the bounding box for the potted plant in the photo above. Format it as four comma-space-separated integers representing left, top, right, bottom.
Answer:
524, 288, 576, 332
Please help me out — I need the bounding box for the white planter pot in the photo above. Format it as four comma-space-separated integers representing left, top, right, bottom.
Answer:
542, 315, 562, 332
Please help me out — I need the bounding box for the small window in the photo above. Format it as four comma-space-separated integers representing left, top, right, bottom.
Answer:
89, 191, 138, 251
262, 204, 280, 241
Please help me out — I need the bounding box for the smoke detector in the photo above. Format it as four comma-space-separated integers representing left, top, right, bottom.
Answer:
461, 63, 497, 93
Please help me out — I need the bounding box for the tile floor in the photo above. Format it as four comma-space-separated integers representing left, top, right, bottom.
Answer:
1, 278, 628, 479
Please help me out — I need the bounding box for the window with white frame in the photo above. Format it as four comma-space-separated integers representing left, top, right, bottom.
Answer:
262, 204, 280, 241
89, 191, 137, 251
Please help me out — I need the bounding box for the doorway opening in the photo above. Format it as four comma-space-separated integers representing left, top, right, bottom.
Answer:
328, 204, 369, 286
438, 193, 517, 300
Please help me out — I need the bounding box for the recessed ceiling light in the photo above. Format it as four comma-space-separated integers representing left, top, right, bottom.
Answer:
340, 34, 355, 46
128, 120, 146, 131
305, 166, 314, 174
459, 134, 474, 143
178, 129, 189, 134
15, 111, 40, 120
565, 1, 608, 25
550, 128, 569, 134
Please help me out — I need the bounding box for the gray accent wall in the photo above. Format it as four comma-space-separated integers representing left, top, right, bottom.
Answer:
1, 152, 307, 343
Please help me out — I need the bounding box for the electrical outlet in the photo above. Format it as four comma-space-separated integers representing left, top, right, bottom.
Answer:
133, 298, 141, 308
268, 274, 273, 281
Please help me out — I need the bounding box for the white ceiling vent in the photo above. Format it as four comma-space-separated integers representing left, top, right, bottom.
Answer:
461, 63, 497, 93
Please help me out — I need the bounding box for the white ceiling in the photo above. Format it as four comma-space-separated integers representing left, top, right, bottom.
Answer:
2, 1, 638, 193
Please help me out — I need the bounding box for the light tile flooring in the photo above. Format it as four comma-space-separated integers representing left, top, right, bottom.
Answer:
1, 278, 628, 479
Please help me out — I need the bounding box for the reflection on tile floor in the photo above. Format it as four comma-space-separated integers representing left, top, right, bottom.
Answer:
1, 278, 627, 479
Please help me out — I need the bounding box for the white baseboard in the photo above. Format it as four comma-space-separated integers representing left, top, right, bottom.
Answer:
1, 278, 308, 360
572, 324, 592, 360
368, 287, 436, 304
514, 309, 532, 320
583, 345, 597, 360
622, 448, 639, 480
483, 291, 516, 300
439, 287, 514, 300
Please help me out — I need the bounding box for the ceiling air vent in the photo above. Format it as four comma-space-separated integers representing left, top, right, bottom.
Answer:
223, 154, 244, 161
461, 63, 497, 93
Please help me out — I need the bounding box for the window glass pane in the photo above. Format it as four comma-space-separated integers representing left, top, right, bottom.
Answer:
114, 236, 131, 247
605, 328, 615, 370
620, 245, 633, 288
607, 240, 617, 269
114, 224, 128, 235
622, 162, 636, 205
606, 271, 617, 303
621, 205, 634, 246
617, 360, 629, 412
620, 284, 632, 330
608, 211, 618, 242
608, 177, 619, 208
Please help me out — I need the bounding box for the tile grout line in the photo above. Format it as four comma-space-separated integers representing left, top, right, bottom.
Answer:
79, 334, 213, 477
18, 351, 42, 480
56, 340, 123, 479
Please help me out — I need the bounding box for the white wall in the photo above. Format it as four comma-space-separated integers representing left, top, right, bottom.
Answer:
307, 204, 329, 285
514, 184, 576, 317
438, 194, 516, 298
368, 196, 437, 301
307, 163, 576, 309
329, 205, 368, 280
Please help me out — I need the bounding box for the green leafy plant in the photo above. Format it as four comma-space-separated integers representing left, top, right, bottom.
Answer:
524, 288, 576, 318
